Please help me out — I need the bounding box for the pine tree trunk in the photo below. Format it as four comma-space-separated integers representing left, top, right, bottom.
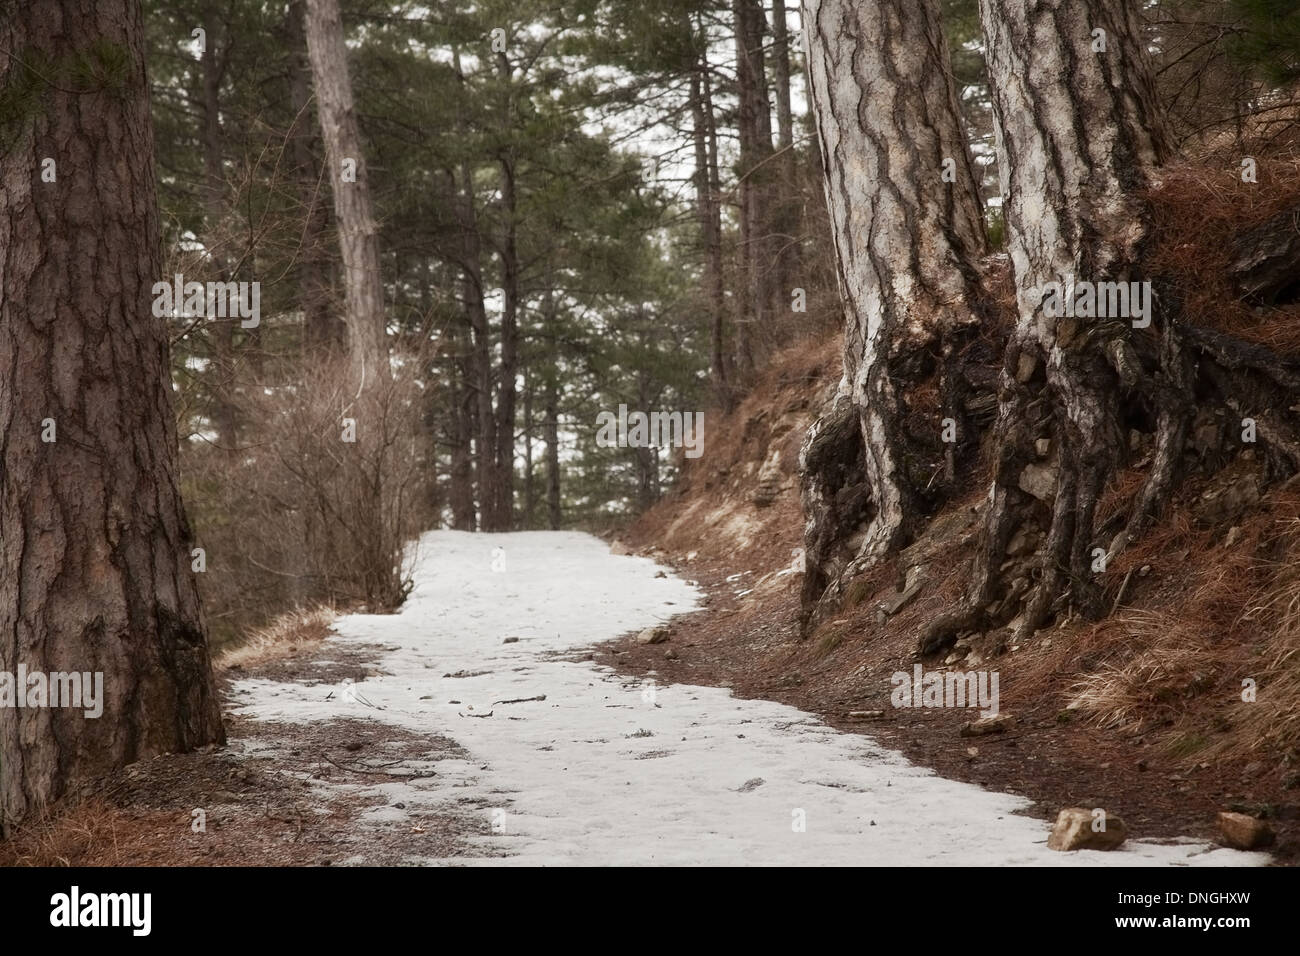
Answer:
799, 0, 987, 624
287, 0, 339, 354
769, 0, 801, 301
200, 12, 237, 452
304, 0, 388, 386
690, 63, 729, 409
732, 0, 775, 372
492, 147, 520, 532
522, 367, 535, 528
545, 379, 561, 530
0, 0, 225, 832
922, 0, 1170, 653
448, 313, 477, 532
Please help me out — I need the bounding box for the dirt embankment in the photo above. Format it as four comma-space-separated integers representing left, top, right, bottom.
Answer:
605, 330, 1300, 862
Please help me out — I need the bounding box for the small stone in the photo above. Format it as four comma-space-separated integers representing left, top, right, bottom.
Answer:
1018, 462, 1058, 502
1047, 808, 1127, 851
1035, 438, 1052, 458
1015, 351, 1037, 383
502, 636, 520, 644
610, 540, 632, 556
637, 625, 670, 645
654, 570, 667, 578
959, 713, 1016, 737
664, 648, 679, 660
1216, 811, 1274, 850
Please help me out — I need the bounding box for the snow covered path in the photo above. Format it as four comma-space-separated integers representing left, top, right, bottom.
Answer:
229, 530, 1266, 866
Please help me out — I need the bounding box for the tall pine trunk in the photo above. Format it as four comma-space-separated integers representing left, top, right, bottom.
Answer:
200, 10, 237, 452
287, 0, 339, 354
799, 0, 987, 624
922, 0, 1170, 653
0, 0, 224, 831
732, 0, 776, 373
304, 0, 388, 387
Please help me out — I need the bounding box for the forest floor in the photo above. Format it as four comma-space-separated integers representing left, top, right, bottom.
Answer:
1, 529, 1269, 865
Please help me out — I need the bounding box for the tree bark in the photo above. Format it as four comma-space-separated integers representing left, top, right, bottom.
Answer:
732, 0, 775, 373
690, 56, 729, 409
544, 373, 561, 530
921, 0, 1170, 653
489, 152, 519, 532
522, 365, 535, 528
0, 0, 225, 831
304, 0, 388, 387
200, 8, 238, 452
769, 0, 801, 301
799, 0, 987, 625
287, 0, 339, 354
489, 50, 519, 532
447, 310, 477, 531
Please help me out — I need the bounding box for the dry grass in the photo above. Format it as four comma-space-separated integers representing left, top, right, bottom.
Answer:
214, 604, 336, 672
1148, 156, 1300, 355
0, 798, 135, 866
1007, 486, 1300, 766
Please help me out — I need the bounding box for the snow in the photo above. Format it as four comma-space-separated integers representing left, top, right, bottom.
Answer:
229, 529, 1267, 866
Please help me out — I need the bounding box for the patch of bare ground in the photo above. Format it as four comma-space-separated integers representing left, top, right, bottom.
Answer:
1, 609, 500, 867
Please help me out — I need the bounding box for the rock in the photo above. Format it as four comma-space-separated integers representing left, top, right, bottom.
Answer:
752, 450, 785, 507
1015, 351, 1037, 383
1034, 438, 1052, 458
847, 710, 884, 719
877, 578, 924, 617
610, 540, 632, 556
1006, 527, 1036, 557
1018, 462, 1058, 502
637, 625, 670, 645
943, 648, 968, 666
654, 570, 667, 578
1195, 474, 1261, 525
502, 636, 520, 644
1216, 811, 1274, 849
686, 551, 698, 562
959, 713, 1015, 737
1048, 808, 1128, 851
664, 648, 679, 661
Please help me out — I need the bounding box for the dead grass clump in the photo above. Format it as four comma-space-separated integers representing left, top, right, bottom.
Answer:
1023, 487, 1300, 766
214, 604, 336, 672
1148, 157, 1300, 355
0, 798, 132, 866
